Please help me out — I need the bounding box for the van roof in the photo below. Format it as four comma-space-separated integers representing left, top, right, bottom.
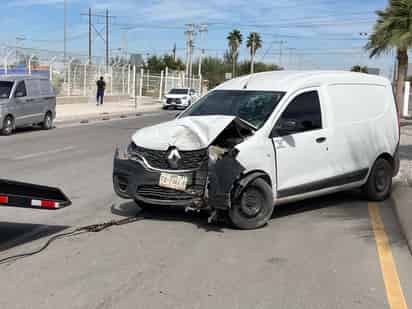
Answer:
0, 75, 48, 82
215, 70, 390, 92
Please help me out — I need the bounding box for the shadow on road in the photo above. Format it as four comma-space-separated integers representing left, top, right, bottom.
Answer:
110, 190, 407, 249
111, 201, 226, 233
0, 222, 68, 252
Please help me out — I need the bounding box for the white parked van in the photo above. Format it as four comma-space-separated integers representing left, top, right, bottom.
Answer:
113, 71, 400, 229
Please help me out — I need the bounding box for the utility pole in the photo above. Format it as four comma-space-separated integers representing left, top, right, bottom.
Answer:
279, 40, 286, 68
184, 24, 195, 87
88, 8, 92, 64
198, 24, 208, 78
106, 9, 109, 70
64, 0, 67, 64
172, 43, 176, 61
15, 36, 26, 65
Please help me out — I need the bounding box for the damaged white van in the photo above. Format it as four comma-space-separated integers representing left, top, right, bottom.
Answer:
113, 71, 400, 229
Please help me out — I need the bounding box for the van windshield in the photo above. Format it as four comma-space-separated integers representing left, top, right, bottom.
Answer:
0, 81, 13, 99
181, 90, 285, 129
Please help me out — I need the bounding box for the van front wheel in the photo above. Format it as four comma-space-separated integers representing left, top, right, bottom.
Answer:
229, 178, 274, 230
1, 116, 13, 136
42, 112, 53, 130
363, 158, 393, 201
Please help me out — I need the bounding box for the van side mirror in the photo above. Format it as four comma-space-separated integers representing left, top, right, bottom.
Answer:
271, 119, 298, 137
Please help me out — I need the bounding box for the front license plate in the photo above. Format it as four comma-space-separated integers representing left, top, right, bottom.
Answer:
159, 173, 188, 191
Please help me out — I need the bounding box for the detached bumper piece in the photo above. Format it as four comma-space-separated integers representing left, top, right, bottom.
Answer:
0, 179, 71, 210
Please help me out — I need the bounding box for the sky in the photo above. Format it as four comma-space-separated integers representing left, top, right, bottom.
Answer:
0, 0, 396, 77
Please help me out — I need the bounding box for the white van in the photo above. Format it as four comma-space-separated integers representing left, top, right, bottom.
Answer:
113, 71, 400, 229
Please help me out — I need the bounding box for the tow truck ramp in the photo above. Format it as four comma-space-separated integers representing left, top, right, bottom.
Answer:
0, 179, 71, 210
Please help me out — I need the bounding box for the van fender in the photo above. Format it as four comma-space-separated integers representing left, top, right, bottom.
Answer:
232, 171, 272, 202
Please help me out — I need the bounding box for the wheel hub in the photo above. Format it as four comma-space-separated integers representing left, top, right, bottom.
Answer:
375, 166, 388, 192
240, 188, 263, 217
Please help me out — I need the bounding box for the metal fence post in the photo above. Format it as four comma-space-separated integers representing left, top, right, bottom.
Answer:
165, 67, 169, 94
127, 64, 131, 95
83, 64, 87, 97
403, 81, 410, 117
159, 70, 164, 101
122, 65, 126, 95
4, 49, 14, 75
67, 59, 72, 96
139, 68, 144, 98
28, 54, 35, 75
132, 65, 136, 98
110, 66, 114, 95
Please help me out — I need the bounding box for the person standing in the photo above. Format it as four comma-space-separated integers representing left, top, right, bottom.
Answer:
96, 76, 106, 106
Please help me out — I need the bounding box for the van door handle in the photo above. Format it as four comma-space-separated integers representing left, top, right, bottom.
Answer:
316, 137, 327, 143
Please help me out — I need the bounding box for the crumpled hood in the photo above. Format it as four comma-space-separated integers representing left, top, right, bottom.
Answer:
132, 115, 236, 151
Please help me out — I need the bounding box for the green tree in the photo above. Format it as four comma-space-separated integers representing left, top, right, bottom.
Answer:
246, 32, 262, 73
227, 29, 243, 77
351, 65, 369, 73
366, 0, 412, 112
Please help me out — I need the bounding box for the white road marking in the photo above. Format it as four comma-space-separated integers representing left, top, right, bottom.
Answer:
14, 146, 76, 160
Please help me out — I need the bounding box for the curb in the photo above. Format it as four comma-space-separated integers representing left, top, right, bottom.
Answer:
55, 108, 164, 126
390, 181, 412, 254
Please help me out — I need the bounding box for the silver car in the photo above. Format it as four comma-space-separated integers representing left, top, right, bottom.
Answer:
0, 75, 56, 135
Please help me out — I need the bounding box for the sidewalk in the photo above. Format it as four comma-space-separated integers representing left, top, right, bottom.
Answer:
55, 97, 163, 124
392, 125, 412, 253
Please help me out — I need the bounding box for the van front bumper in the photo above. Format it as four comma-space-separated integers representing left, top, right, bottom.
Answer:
112, 149, 208, 208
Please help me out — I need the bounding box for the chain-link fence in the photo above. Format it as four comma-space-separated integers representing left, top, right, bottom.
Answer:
0, 45, 205, 100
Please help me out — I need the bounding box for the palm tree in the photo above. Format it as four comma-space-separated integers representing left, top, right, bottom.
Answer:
366, 0, 412, 112
246, 32, 262, 73
227, 29, 243, 77
351, 65, 369, 73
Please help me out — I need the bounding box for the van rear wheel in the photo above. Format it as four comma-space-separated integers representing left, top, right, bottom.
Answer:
363, 158, 393, 201
42, 112, 53, 130
1, 116, 13, 136
229, 178, 274, 230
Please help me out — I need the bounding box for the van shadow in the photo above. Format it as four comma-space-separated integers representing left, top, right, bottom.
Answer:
111, 201, 226, 233
0, 222, 68, 252
7, 125, 50, 136
110, 190, 373, 235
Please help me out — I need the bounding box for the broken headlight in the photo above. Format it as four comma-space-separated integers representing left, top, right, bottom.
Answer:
116, 142, 136, 160
208, 145, 226, 161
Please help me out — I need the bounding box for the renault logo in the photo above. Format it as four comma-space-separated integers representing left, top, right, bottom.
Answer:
167, 147, 181, 169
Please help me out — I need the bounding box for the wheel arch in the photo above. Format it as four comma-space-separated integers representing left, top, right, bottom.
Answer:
232, 170, 273, 201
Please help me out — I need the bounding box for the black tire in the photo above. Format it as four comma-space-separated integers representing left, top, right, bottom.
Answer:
41, 112, 53, 130
229, 178, 274, 230
1, 115, 13, 136
363, 158, 393, 201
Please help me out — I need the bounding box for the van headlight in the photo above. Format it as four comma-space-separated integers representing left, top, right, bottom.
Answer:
116, 142, 136, 160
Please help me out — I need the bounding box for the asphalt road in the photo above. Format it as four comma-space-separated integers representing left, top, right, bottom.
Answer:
0, 112, 411, 309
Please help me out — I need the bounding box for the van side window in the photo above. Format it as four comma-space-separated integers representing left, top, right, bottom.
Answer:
14, 81, 27, 98
273, 91, 322, 136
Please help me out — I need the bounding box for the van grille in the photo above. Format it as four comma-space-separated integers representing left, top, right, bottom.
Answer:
130, 144, 207, 170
